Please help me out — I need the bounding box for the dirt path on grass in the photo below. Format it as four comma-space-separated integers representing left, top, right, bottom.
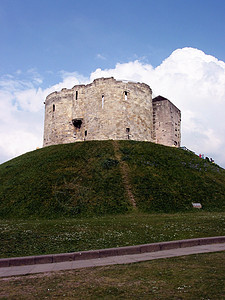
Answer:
113, 141, 136, 208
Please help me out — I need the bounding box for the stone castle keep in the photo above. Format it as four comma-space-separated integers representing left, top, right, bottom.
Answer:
43, 77, 181, 147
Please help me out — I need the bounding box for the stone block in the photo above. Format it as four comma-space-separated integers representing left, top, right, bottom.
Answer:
140, 243, 161, 253
116, 245, 141, 256
160, 241, 181, 250
99, 248, 118, 258
0, 259, 9, 268
34, 255, 53, 265
74, 250, 100, 261
52, 253, 75, 263
198, 236, 225, 245
180, 239, 199, 248
9, 256, 35, 267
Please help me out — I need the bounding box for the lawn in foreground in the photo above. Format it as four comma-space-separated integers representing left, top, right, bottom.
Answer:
0, 212, 225, 258
0, 252, 224, 299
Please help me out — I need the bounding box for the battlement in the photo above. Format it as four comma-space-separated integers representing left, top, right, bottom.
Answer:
43, 77, 180, 147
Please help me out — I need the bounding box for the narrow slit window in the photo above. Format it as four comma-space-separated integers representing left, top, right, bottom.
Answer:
126, 128, 130, 140
53, 104, 55, 112
102, 95, 104, 108
76, 91, 78, 100
85, 130, 87, 136
124, 91, 128, 100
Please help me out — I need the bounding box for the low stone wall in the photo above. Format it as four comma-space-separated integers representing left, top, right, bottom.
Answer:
1, 236, 224, 267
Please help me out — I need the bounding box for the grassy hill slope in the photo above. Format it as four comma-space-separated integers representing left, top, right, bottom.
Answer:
0, 140, 224, 218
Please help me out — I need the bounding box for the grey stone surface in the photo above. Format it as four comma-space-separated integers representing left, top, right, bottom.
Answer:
52, 261, 73, 271
43, 77, 181, 148
29, 263, 55, 274
0, 243, 224, 278
1, 237, 225, 269
153, 96, 181, 147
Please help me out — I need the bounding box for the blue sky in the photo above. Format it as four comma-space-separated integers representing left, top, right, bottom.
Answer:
1, 0, 225, 85
0, 0, 225, 167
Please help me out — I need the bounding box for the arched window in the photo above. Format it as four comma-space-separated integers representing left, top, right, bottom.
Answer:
53, 104, 55, 112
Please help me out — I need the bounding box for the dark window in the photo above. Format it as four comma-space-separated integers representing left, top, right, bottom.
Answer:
76, 91, 78, 100
124, 91, 128, 100
102, 95, 104, 108
53, 104, 55, 112
126, 128, 130, 139
85, 130, 87, 136
72, 119, 82, 129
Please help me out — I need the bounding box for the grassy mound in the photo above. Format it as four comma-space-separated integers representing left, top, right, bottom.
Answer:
0, 140, 224, 218
120, 141, 225, 212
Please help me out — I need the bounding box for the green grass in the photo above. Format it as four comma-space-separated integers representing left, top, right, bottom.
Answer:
0, 141, 131, 218
120, 140, 225, 212
1, 252, 224, 299
0, 212, 224, 258
0, 140, 224, 218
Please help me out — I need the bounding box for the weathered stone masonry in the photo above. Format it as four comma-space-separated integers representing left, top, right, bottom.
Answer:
43, 77, 181, 147
153, 96, 181, 147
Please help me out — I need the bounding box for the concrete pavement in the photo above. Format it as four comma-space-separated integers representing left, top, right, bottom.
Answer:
0, 239, 225, 278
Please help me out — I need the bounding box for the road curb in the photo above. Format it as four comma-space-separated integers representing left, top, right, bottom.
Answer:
1, 236, 225, 268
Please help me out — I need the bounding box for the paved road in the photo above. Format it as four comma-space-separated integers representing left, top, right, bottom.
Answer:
0, 243, 224, 278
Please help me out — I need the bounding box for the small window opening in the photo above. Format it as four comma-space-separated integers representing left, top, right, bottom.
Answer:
75, 91, 78, 100
102, 95, 104, 108
126, 128, 130, 140
72, 119, 82, 129
53, 104, 55, 112
85, 130, 87, 136
174, 141, 178, 146
124, 91, 128, 100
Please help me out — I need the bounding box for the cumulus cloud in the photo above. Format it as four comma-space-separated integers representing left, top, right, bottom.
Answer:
90, 48, 225, 167
0, 47, 225, 168
0, 71, 87, 163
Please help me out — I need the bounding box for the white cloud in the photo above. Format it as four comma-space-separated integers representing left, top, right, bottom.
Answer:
96, 53, 107, 60
90, 60, 154, 83
90, 48, 225, 167
0, 71, 87, 163
27, 68, 43, 85
0, 47, 225, 168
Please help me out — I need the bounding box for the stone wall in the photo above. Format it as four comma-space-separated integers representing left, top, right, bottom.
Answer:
153, 96, 181, 147
43, 77, 154, 147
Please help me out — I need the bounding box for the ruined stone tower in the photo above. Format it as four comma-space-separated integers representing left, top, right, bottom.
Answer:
43, 77, 181, 147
